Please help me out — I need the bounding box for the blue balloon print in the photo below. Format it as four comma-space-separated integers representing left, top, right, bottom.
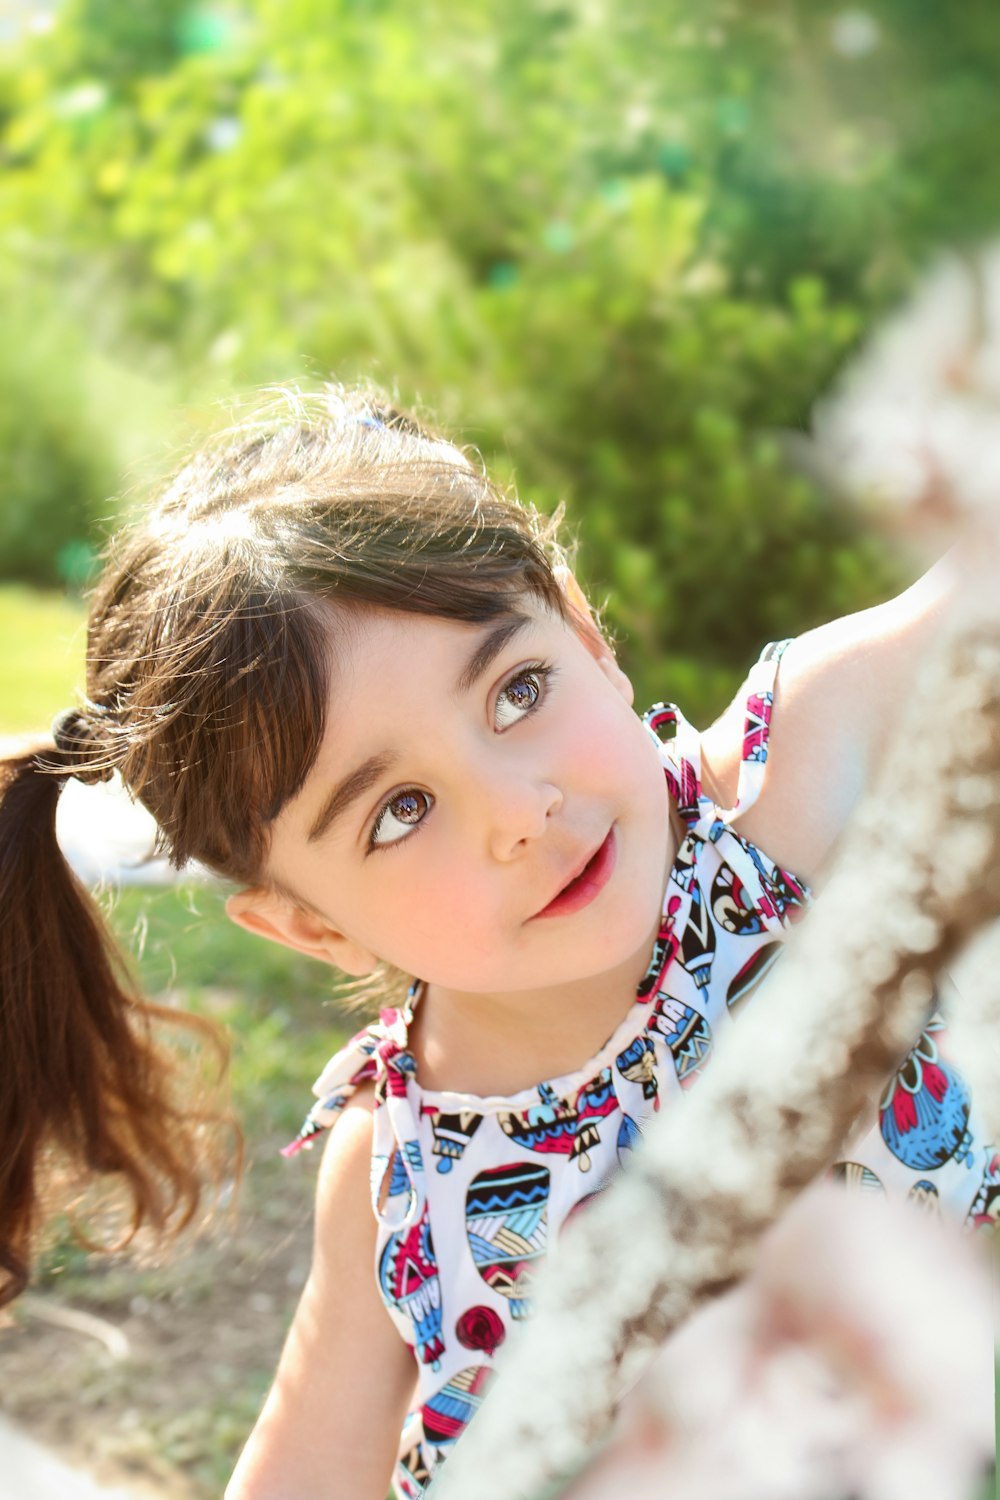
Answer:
879, 1027, 972, 1171
617, 1114, 641, 1164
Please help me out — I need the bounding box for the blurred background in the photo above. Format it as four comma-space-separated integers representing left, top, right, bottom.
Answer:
0, 0, 998, 1495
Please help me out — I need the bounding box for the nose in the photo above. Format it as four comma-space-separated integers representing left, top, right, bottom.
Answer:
484, 773, 563, 862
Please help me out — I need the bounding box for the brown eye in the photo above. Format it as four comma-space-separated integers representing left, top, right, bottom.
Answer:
494, 668, 548, 731
391, 792, 425, 824
370, 788, 432, 849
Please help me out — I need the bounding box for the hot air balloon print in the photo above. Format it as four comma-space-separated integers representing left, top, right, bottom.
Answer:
907, 1179, 941, 1216
422, 1365, 496, 1453
498, 1083, 577, 1159
572, 1067, 618, 1170
465, 1163, 549, 1320
743, 691, 772, 764
726, 941, 781, 1013
636, 897, 681, 998
649, 993, 712, 1088
879, 1022, 972, 1171
615, 1035, 658, 1104
678, 880, 716, 991
711, 860, 765, 937
455, 1304, 506, 1357
771, 863, 809, 920
396, 1413, 431, 1500
966, 1153, 1000, 1232
830, 1161, 885, 1196
378, 1203, 445, 1368
617, 1114, 641, 1163
420, 1105, 484, 1174
373, 1145, 418, 1219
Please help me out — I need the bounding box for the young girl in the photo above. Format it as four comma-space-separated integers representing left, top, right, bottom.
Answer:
0, 386, 989, 1500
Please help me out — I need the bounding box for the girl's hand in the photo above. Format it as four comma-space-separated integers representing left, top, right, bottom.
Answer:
808, 245, 1000, 563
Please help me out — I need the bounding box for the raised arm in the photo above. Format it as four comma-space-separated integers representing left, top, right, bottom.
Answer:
225, 1091, 414, 1500
699, 551, 965, 887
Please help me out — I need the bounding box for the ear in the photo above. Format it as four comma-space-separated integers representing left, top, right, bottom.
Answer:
553, 565, 634, 706
225, 887, 380, 977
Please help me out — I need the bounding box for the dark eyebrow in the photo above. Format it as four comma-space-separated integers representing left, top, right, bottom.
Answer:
454, 612, 532, 695
308, 752, 398, 843
307, 612, 533, 845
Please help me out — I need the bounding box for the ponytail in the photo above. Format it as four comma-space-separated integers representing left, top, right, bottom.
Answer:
0, 744, 236, 1307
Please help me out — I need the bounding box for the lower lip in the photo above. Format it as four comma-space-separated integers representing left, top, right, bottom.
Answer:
532, 827, 617, 920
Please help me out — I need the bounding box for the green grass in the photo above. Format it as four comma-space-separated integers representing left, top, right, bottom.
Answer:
0, 583, 86, 736
103, 883, 356, 1133
106, 882, 341, 1012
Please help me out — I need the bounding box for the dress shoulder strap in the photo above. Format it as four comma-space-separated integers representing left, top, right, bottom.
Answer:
642, 700, 707, 829
715, 637, 794, 823
281, 1020, 383, 1157
283, 989, 428, 1229
642, 638, 794, 830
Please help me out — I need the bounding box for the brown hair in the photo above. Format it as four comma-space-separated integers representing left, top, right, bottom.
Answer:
0, 382, 584, 1304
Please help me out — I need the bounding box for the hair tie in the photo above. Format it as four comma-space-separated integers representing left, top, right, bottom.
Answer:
50, 708, 114, 786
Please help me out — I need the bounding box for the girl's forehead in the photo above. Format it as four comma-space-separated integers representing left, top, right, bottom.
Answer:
328, 600, 556, 685
319, 599, 570, 752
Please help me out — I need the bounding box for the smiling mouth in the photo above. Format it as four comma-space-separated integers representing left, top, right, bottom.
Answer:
532, 827, 617, 920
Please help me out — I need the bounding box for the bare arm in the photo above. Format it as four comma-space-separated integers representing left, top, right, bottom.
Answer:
225, 1092, 415, 1500
699, 553, 963, 886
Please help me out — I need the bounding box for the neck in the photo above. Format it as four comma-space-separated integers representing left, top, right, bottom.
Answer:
411, 906, 665, 1097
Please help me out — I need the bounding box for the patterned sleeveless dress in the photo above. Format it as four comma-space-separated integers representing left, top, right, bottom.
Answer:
284, 640, 996, 1499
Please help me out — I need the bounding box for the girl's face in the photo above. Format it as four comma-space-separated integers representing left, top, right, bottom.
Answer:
230, 591, 673, 1003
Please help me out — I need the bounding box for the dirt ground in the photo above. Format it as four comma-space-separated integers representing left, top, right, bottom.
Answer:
0, 1138, 320, 1499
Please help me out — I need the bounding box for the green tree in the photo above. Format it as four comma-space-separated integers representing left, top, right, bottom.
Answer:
2, 0, 998, 711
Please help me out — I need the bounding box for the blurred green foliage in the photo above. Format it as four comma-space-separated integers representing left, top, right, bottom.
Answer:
1, 1, 1000, 715
0, 290, 115, 586
0, 584, 84, 731
104, 881, 350, 1132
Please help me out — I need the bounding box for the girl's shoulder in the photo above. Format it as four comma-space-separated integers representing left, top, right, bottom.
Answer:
282, 1010, 399, 1158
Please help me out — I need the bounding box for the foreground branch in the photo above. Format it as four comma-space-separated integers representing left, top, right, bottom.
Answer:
948, 917, 1000, 1145
431, 597, 1000, 1500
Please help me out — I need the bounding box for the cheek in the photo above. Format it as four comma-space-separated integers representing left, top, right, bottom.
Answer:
569, 701, 654, 787
364, 855, 496, 955
369, 898, 502, 993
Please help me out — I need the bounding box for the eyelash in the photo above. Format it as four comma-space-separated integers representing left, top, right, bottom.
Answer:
365, 660, 557, 855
